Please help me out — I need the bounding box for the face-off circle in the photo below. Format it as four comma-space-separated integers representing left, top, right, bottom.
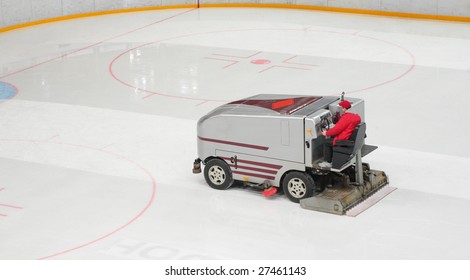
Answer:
0, 139, 156, 259
110, 28, 415, 101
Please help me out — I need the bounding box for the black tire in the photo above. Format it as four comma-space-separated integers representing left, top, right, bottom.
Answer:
204, 158, 234, 190
282, 171, 315, 203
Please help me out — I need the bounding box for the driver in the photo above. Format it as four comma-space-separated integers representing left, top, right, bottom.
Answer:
319, 100, 361, 168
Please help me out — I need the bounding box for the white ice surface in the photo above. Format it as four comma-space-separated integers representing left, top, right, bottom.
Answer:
0, 8, 470, 261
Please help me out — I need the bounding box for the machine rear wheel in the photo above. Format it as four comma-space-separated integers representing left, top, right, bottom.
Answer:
282, 171, 315, 203
204, 158, 234, 190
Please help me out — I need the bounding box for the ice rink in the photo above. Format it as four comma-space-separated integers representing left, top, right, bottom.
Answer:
1, 7, 470, 262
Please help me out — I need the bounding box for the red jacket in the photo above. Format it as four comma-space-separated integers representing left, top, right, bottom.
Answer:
325, 112, 361, 145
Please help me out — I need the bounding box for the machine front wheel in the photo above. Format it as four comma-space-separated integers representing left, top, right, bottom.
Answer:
204, 158, 234, 190
282, 171, 315, 203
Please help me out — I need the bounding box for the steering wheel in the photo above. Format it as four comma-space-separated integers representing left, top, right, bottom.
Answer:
320, 116, 330, 130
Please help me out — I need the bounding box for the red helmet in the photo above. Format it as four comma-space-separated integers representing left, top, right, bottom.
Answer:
339, 100, 351, 109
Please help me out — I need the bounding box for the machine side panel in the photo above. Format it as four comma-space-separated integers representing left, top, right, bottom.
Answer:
198, 114, 305, 164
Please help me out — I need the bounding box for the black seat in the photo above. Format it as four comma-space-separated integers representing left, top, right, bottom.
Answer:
331, 122, 366, 169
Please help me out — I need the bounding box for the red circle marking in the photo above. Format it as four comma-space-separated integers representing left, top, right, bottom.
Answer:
109, 28, 416, 100
0, 139, 157, 260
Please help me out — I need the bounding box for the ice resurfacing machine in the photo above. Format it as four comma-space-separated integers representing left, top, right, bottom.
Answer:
193, 94, 395, 216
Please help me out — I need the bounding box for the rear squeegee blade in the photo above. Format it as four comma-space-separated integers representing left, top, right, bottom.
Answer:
345, 185, 396, 217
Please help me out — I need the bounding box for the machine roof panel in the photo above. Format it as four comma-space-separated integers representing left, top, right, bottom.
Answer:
229, 95, 322, 115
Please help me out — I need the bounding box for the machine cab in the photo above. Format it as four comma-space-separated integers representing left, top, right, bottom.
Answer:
304, 109, 333, 167
304, 97, 366, 169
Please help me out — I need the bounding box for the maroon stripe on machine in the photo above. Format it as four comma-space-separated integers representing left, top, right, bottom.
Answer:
232, 171, 275, 181
228, 164, 278, 175
221, 157, 282, 170
198, 136, 269, 151
236, 158, 282, 170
